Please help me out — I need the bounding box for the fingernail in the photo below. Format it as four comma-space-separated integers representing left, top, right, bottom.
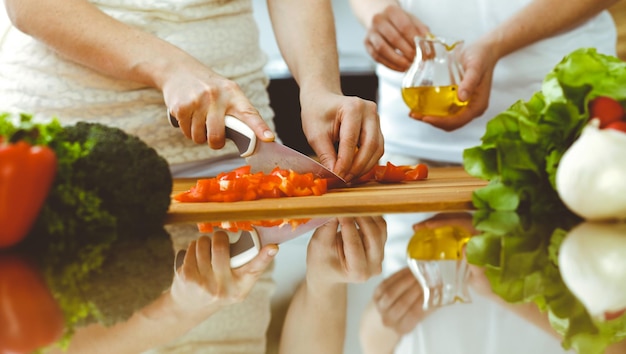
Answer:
267, 247, 278, 257
263, 130, 275, 140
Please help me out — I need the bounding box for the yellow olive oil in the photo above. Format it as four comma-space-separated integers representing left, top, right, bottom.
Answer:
406, 225, 473, 308
406, 225, 471, 261
401, 85, 468, 117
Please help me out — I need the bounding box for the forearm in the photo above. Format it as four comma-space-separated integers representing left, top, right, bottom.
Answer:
48, 290, 219, 354
267, 0, 341, 95
479, 0, 618, 60
348, 0, 398, 28
279, 280, 348, 354
4, 0, 201, 89
360, 301, 400, 354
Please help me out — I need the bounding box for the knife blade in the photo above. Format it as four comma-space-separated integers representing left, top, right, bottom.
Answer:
223, 116, 346, 186
168, 113, 346, 186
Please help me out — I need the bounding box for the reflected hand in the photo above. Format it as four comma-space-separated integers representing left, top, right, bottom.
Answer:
300, 92, 384, 182
170, 232, 278, 317
411, 40, 497, 131
363, 4, 430, 72
372, 267, 427, 335
304, 216, 387, 288
161, 60, 274, 148
412, 212, 477, 234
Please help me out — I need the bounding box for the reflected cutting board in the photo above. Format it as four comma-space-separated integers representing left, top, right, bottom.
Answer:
165, 167, 487, 224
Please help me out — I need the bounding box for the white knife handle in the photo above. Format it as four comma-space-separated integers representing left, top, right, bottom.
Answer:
224, 115, 256, 157
168, 112, 256, 157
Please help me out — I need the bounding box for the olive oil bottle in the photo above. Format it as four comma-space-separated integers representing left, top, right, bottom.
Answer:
401, 85, 468, 117
406, 225, 472, 309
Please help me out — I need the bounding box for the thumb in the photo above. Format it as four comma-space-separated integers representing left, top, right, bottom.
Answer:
237, 244, 278, 280
458, 64, 481, 102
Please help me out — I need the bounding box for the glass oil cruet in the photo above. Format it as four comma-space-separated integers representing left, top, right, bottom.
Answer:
401, 34, 468, 117
406, 224, 472, 310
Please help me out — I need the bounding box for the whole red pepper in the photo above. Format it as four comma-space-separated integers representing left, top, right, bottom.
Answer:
0, 141, 57, 248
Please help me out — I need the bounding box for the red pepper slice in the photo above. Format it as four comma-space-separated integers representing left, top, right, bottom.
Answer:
0, 141, 57, 248
352, 162, 429, 184
197, 218, 312, 233
403, 164, 429, 181
375, 162, 407, 183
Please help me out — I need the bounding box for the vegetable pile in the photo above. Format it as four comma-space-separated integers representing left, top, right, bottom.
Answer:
0, 112, 173, 243
463, 48, 626, 215
174, 162, 429, 203
466, 210, 626, 354
174, 165, 329, 202
0, 112, 173, 349
463, 48, 626, 353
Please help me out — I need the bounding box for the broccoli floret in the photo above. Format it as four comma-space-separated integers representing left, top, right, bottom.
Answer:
58, 122, 173, 237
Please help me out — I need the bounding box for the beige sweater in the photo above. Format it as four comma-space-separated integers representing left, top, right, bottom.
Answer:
0, 0, 275, 166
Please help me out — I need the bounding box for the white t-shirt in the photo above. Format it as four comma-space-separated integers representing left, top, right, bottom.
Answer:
379, 0, 617, 164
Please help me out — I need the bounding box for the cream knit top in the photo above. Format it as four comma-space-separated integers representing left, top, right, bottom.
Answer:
0, 0, 275, 166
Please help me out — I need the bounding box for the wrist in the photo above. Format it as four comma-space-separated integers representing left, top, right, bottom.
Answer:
304, 276, 347, 298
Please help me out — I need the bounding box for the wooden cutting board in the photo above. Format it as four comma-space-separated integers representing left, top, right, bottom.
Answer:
165, 166, 487, 224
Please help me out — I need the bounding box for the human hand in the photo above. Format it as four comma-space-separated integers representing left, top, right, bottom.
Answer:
304, 216, 387, 289
412, 212, 477, 234
363, 4, 430, 72
372, 267, 428, 335
161, 61, 275, 148
169, 232, 278, 318
299, 91, 384, 182
410, 39, 498, 131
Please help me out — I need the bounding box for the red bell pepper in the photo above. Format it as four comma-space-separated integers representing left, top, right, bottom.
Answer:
0, 141, 57, 248
0, 253, 65, 353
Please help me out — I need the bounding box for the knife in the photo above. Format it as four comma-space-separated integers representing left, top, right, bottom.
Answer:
174, 217, 332, 269
169, 113, 346, 186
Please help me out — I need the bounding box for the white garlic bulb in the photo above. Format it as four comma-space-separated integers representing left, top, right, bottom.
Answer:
559, 221, 626, 320
556, 120, 626, 221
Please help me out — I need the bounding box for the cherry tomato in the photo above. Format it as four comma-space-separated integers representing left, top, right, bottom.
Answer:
605, 120, 626, 133
589, 96, 625, 128
0, 254, 64, 353
604, 309, 626, 321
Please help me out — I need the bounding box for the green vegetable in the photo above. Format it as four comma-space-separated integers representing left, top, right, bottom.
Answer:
0, 111, 173, 348
463, 48, 626, 353
0, 112, 173, 239
463, 48, 626, 214
466, 210, 626, 354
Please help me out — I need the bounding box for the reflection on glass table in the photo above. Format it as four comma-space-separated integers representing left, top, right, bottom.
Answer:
2, 210, 626, 354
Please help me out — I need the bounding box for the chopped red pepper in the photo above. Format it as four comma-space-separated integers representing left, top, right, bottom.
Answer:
0, 141, 57, 248
353, 162, 429, 184
174, 166, 329, 203
198, 218, 312, 233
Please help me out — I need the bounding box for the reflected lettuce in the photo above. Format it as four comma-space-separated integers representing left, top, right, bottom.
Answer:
466, 210, 626, 354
